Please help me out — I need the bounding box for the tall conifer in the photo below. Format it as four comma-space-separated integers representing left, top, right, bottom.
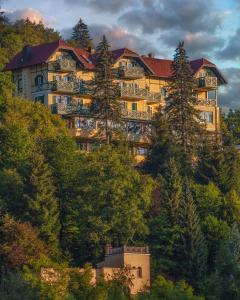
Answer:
71, 18, 92, 49
23, 153, 60, 252
179, 179, 207, 286
165, 41, 205, 170
92, 35, 121, 144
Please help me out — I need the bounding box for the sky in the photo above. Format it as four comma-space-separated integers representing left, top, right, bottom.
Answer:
1, 0, 240, 109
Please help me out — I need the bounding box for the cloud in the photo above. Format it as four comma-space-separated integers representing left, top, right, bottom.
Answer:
119, 0, 226, 35
64, 0, 135, 13
159, 31, 224, 58
218, 68, 240, 109
216, 28, 240, 61
62, 23, 159, 55
5, 8, 45, 24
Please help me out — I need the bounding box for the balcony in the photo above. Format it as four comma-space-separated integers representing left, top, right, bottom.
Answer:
198, 76, 217, 89
120, 85, 161, 102
197, 99, 217, 106
121, 109, 153, 121
118, 66, 145, 79
79, 80, 95, 96
52, 58, 76, 72
51, 80, 79, 94
51, 103, 91, 115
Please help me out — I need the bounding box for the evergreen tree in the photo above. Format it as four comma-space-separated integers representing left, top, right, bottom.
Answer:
179, 179, 207, 287
92, 35, 121, 144
165, 41, 205, 171
144, 109, 182, 177
71, 18, 92, 48
23, 152, 60, 252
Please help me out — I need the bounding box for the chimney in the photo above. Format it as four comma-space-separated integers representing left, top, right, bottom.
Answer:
105, 244, 112, 256
148, 52, 154, 58
22, 45, 32, 62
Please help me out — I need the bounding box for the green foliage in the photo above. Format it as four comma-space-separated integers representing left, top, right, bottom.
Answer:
190, 182, 223, 219
70, 18, 93, 48
92, 35, 121, 144
22, 152, 60, 252
224, 109, 240, 144
63, 145, 154, 264
165, 41, 205, 171
138, 276, 204, 300
178, 180, 207, 286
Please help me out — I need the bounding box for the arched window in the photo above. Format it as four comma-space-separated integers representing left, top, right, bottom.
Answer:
137, 267, 142, 278
35, 74, 43, 86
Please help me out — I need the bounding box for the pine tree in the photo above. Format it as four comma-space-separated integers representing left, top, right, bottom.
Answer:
23, 152, 60, 252
165, 41, 205, 171
179, 179, 207, 286
71, 18, 92, 49
92, 35, 121, 144
144, 108, 182, 177
162, 158, 183, 223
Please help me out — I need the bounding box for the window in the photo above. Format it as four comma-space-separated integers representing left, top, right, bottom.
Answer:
63, 96, 71, 105
200, 111, 213, 123
160, 87, 167, 98
136, 148, 148, 156
35, 75, 43, 86
35, 95, 44, 104
17, 78, 22, 91
147, 106, 153, 114
132, 103, 137, 111
121, 101, 128, 110
137, 267, 142, 278
207, 90, 217, 100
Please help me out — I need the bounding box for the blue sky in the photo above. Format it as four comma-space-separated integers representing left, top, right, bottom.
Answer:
2, 0, 240, 109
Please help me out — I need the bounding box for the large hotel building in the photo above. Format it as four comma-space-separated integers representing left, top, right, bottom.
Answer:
5, 40, 227, 161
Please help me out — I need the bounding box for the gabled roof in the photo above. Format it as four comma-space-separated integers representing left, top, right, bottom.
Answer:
4, 40, 95, 71
111, 47, 139, 61
4, 40, 227, 84
141, 56, 173, 78
5, 40, 68, 71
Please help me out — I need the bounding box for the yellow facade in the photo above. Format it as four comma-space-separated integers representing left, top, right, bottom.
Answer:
9, 42, 225, 160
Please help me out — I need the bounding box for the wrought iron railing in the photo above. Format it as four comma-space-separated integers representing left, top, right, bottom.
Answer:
51, 103, 153, 121
121, 109, 153, 120
51, 103, 91, 115
53, 58, 76, 72
118, 66, 145, 79
120, 85, 161, 102
198, 76, 217, 88
51, 80, 79, 94
197, 99, 217, 106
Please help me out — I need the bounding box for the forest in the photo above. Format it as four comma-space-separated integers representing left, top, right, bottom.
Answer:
1, 13, 240, 300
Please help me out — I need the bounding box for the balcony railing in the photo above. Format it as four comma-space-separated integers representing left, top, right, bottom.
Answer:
51, 103, 153, 121
120, 85, 161, 102
197, 99, 217, 106
198, 76, 217, 88
118, 66, 145, 79
52, 58, 76, 72
121, 109, 153, 120
51, 80, 79, 94
79, 80, 95, 95
51, 103, 91, 115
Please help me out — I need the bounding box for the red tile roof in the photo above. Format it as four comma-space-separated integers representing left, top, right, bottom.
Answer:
5, 40, 70, 71
141, 56, 173, 78
4, 40, 227, 84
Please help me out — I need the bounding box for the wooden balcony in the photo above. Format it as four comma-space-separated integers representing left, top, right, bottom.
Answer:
121, 109, 153, 120
197, 99, 217, 106
120, 86, 161, 102
51, 103, 91, 115
197, 76, 217, 89
51, 80, 79, 94
53, 58, 76, 72
118, 66, 145, 79
51, 103, 153, 121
